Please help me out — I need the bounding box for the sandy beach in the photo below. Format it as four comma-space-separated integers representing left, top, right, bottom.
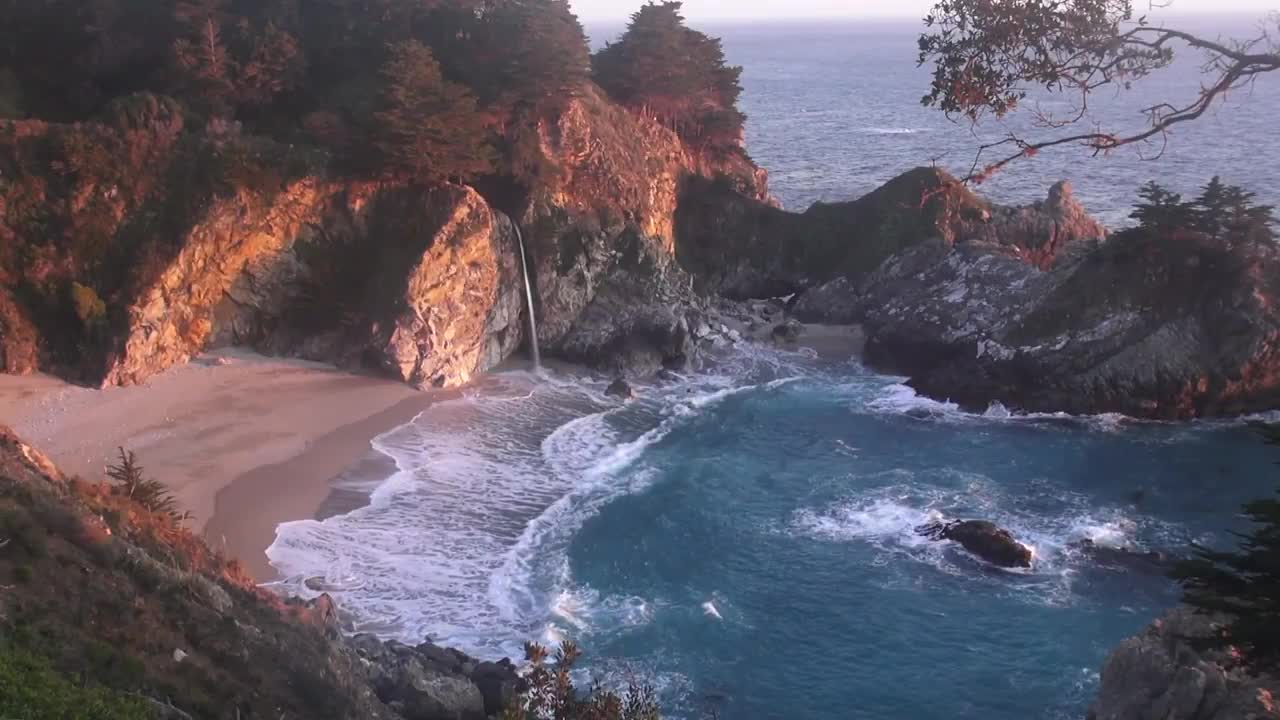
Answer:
0, 348, 437, 580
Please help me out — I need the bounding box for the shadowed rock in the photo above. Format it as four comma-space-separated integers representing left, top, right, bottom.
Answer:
1071, 539, 1177, 575
606, 378, 635, 399
916, 519, 1033, 568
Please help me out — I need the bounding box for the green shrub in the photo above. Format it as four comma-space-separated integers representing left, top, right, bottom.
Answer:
70, 282, 107, 329
0, 645, 151, 720
0, 508, 48, 557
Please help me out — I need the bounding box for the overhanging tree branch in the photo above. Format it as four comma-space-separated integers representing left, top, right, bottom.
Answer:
918, 0, 1280, 183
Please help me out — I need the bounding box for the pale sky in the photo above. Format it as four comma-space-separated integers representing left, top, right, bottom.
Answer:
571, 0, 1280, 22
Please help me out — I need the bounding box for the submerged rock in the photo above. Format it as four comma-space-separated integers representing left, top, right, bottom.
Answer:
1071, 539, 1177, 575
916, 519, 1033, 568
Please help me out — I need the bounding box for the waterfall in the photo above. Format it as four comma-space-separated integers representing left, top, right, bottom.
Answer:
513, 224, 541, 369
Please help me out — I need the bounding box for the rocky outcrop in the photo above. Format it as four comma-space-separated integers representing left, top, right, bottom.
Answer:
858, 227, 1280, 418
516, 86, 768, 375
350, 635, 520, 720
916, 519, 1034, 568
673, 168, 1104, 301
1090, 608, 1279, 720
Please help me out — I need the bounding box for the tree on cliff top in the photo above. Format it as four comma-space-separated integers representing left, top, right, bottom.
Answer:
372, 40, 496, 184
593, 1, 745, 152
917, 0, 1280, 182
1173, 425, 1280, 672
1128, 177, 1274, 241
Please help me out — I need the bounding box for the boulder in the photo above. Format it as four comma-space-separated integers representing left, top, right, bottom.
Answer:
916, 520, 1033, 568
791, 277, 861, 325
771, 319, 804, 344
1089, 608, 1279, 720
469, 660, 521, 716
606, 378, 635, 400
385, 657, 486, 720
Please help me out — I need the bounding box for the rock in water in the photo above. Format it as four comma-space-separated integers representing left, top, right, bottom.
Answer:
772, 319, 804, 343
606, 378, 635, 400
916, 520, 1033, 568
1071, 539, 1176, 575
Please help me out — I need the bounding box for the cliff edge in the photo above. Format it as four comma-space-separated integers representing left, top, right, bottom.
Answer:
1091, 608, 1279, 720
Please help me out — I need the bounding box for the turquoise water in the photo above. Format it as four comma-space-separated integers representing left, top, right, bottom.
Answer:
267, 347, 1277, 719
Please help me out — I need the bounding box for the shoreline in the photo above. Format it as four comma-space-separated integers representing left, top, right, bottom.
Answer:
0, 330, 865, 584
0, 348, 437, 581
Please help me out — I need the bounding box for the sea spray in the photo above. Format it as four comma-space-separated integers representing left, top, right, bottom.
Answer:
514, 224, 541, 369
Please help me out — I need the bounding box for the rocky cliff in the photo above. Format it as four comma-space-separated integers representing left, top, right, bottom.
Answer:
1090, 608, 1279, 720
0, 87, 767, 388
851, 223, 1280, 418
0, 423, 521, 719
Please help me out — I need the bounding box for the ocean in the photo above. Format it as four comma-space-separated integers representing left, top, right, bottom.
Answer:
266, 19, 1280, 720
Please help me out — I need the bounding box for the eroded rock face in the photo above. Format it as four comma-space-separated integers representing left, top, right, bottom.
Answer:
859, 229, 1280, 418
101, 183, 524, 389
2, 85, 769, 389
1089, 608, 1280, 720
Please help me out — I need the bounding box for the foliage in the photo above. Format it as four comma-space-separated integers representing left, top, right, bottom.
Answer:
917, 0, 1280, 180
0, 645, 151, 720
1128, 177, 1274, 241
1172, 424, 1280, 672
485, 0, 592, 116
69, 282, 107, 329
373, 40, 496, 184
593, 1, 745, 152
501, 641, 661, 720
106, 447, 186, 523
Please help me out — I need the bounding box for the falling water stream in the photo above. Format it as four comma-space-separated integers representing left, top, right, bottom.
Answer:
514, 224, 541, 369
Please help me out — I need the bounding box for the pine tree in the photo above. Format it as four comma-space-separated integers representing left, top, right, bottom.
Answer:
172, 0, 237, 115
488, 0, 591, 116
1191, 176, 1229, 239
372, 39, 496, 184
593, 1, 745, 150
1129, 181, 1195, 232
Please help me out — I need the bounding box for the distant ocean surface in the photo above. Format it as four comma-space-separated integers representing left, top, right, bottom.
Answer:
715, 19, 1280, 226
266, 20, 1280, 720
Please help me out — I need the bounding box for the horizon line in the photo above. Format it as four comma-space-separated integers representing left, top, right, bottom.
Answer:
578, 9, 1272, 23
